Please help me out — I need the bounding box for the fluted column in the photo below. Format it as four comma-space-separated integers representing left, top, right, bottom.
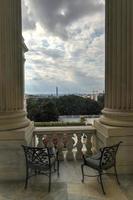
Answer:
0, 0, 30, 130
100, 0, 133, 127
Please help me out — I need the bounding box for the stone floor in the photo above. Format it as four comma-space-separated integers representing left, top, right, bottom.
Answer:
0, 161, 132, 200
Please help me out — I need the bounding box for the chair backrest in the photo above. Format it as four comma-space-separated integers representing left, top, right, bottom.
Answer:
22, 145, 50, 166
100, 141, 122, 170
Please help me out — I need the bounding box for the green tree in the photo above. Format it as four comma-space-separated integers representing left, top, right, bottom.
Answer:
56, 95, 101, 115
27, 95, 102, 122
27, 98, 41, 121
27, 98, 59, 122
40, 100, 59, 122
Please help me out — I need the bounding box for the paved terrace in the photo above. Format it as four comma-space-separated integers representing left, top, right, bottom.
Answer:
0, 161, 132, 200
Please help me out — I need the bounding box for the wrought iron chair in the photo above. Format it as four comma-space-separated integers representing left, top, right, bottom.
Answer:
22, 145, 60, 192
81, 141, 122, 194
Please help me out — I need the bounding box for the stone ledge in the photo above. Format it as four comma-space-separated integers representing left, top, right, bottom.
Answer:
34, 125, 96, 135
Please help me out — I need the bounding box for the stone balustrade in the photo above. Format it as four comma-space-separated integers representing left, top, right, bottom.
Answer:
33, 126, 96, 161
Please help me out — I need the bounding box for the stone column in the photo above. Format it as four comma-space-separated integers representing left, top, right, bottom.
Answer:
100, 0, 133, 127
0, 0, 30, 131
0, 0, 34, 180
95, 0, 133, 173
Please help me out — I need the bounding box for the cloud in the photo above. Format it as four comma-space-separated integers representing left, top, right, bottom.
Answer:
22, 0, 105, 95
22, 0, 36, 30
23, 0, 104, 39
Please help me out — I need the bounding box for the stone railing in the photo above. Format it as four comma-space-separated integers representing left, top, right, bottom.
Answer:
33, 126, 96, 161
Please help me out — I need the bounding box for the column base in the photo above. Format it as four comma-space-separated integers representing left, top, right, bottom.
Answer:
94, 120, 133, 174
0, 122, 34, 180
100, 108, 133, 127
0, 111, 30, 131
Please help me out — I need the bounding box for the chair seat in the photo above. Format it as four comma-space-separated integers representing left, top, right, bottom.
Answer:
29, 162, 49, 170
29, 157, 56, 171
84, 152, 101, 170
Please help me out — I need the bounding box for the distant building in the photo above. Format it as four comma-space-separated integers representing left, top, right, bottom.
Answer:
56, 87, 59, 97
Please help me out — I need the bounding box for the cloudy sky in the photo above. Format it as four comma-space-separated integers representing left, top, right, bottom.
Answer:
22, 0, 105, 95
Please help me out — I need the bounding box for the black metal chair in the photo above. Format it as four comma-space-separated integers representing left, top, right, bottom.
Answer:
22, 145, 60, 192
81, 141, 122, 194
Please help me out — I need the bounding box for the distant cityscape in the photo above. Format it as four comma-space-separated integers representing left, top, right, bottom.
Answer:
25, 87, 104, 102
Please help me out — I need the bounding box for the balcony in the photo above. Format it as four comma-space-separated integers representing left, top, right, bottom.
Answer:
0, 126, 131, 199
0, 0, 133, 199
0, 125, 132, 199
1, 126, 125, 199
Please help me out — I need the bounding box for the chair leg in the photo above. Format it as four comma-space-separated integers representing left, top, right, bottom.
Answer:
54, 162, 56, 172
48, 169, 52, 193
97, 176, 100, 184
99, 172, 106, 195
25, 167, 29, 189
57, 160, 60, 177
81, 164, 85, 183
114, 165, 120, 185
35, 169, 37, 175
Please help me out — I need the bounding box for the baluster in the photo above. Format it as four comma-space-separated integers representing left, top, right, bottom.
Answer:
52, 134, 58, 149
57, 133, 64, 161
66, 133, 74, 161
42, 134, 49, 147
86, 133, 93, 155
76, 133, 83, 160
62, 133, 68, 160
47, 133, 54, 148
91, 135, 97, 155
52, 134, 64, 160
37, 134, 44, 147
72, 133, 78, 160
81, 133, 87, 155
